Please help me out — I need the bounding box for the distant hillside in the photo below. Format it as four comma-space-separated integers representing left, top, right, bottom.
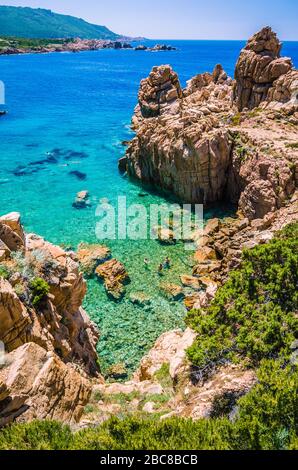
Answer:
0, 6, 120, 39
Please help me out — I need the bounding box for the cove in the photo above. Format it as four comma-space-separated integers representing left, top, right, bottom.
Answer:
0, 40, 297, 377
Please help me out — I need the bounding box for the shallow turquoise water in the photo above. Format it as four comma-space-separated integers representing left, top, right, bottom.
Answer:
0, 40, 297, 375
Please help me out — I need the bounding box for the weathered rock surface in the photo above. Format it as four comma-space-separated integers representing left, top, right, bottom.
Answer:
0, 343, 91, 426
233, 27, 293, 111
0, 278, 31, 351
266, 69, 298, 109
0, 212, 101, 425
134, 328, 197, 382
125, 28, 297, 219
126, 62, 233, 204
95, 258, 130, 301
186, 192, 298, 310
129, 291, 151, 306
165, 365, 257, 420
77, 243, 111, 277
159, 283, 184, 301
22, 233, 99, 376
137, 64, 183, 118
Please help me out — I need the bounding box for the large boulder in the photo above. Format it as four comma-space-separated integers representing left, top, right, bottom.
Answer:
233, 27, 293, 110
0, 278, 31, 351
0, 223, 100, 377
0, 222, 24, 252
95, 258, 130, 301
77, 243, 111, 277
266, 69, 298, 108
134, 328, 196, 382
0, 343, 91, 426
138, 65, 183, 118
125, 63, 234, 204
0, 212, 25, 245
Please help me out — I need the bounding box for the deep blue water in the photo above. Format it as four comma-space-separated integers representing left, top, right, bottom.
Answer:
0, 40, 297, 375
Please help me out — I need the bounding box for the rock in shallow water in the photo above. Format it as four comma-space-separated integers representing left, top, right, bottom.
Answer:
77, 243, 111, 277
72, 190, 91, 209
95, 258, 130, 301
129, 291, 151, 306
159, 283, 184, 301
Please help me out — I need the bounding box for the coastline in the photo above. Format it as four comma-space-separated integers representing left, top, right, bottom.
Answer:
0, 38, 177, 56
0, 26, 297, 448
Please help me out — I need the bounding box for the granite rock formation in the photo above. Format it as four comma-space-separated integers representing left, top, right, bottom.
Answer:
233, 27, 293, 110
137, 64, 183, 118
124, 27, 298, 220
77, 243, 111, 277
0, 343, 91, 427
185, 191, 298, 311
0, 213, 100, 425
95, 258, 130, 301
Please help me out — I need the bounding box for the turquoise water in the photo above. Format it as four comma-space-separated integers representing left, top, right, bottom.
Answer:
0, 40, 297, 376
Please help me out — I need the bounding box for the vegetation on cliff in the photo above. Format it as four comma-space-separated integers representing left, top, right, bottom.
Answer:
0, 359, 296, 450
0, 6, 119, 40
186, 223, 298, 370
0, 223, 297, 450
0, 36, 72, 52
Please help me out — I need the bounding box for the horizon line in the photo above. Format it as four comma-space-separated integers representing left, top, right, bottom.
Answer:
142, 37, 298, 42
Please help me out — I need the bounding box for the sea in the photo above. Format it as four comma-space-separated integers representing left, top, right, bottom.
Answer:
0, 39, 297, 376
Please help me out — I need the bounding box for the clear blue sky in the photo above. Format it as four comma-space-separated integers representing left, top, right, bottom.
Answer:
2, 0, 298, 40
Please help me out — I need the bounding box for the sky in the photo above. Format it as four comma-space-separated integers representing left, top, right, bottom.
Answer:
1, 0, 298, 40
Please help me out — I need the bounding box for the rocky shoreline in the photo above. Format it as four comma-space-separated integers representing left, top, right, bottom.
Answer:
0, 27, 298, 429
0, 38, 177, 56
123, 27, 298, 220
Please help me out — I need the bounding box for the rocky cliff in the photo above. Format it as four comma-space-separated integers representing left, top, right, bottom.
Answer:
0, 212, 100, 426
124, 27, 298, 220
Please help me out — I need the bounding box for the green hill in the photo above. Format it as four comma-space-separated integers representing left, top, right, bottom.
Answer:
0, 6, 120, 40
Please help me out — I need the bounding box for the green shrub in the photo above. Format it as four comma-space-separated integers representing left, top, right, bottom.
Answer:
230, 113, 242, 126
233, 360, 298, 450
154, 363, 173, 389
186, 223, 298, 369
29, 277, 50, 306
72, 415, 233, 450
0, 361, 296, 450
0, 264, 9, 279
0, 420, 72, 450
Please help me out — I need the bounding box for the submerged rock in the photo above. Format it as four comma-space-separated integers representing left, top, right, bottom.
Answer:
180, 275, 201, 291
152, 226, 176, 245
159, 283, 184, 301
69, 170, 87, 181
73, 190, 91, 209
77, 243, 111, 277
129, 291, 151, 306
